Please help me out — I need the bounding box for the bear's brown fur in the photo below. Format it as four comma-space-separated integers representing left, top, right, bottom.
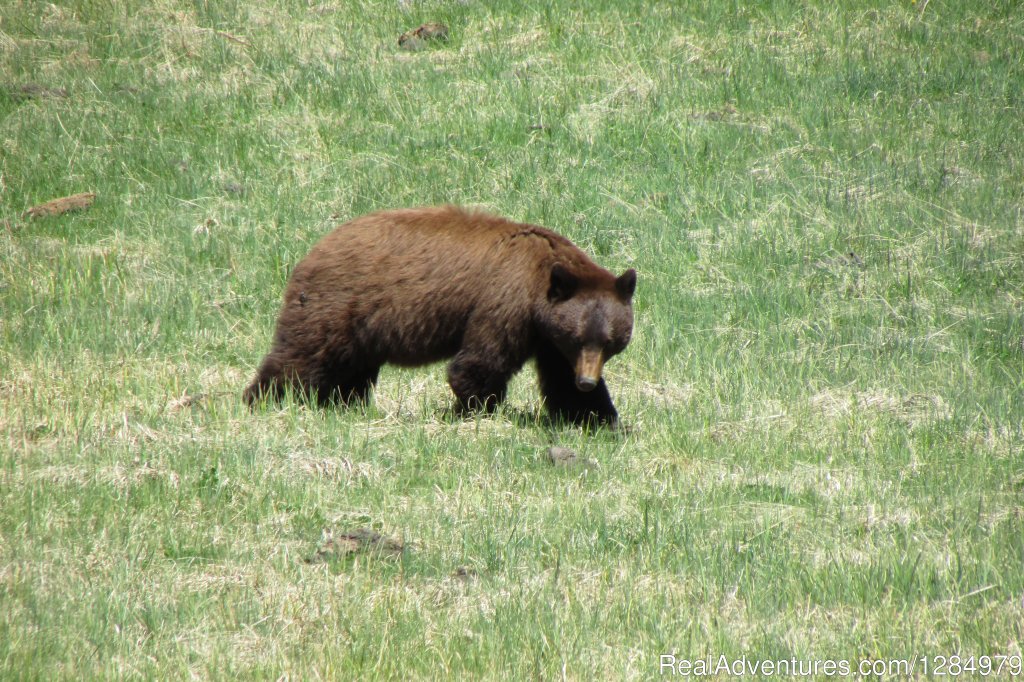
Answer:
244, 206, 636, 426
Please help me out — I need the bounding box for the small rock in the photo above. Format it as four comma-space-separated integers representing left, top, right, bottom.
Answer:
546, 446, 597, 470
166, 393, 205, 412
399, 22, 450, 50
452, 566, 478, 580
813, 250, 865, 272
398, 35, 426, 51
689, 103, 738, 122
192, 218, 218, 235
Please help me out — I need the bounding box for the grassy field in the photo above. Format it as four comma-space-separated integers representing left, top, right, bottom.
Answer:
2, 0, 1023, 678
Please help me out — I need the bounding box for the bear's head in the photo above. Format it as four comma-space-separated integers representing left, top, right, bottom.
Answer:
538, 262, 636, 391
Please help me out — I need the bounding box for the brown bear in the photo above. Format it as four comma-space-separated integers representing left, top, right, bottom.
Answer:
243, 206, 636, 426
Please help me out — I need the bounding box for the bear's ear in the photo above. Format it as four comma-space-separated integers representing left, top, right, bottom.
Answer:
616, 269, 637, 299
548, 263, 578, 302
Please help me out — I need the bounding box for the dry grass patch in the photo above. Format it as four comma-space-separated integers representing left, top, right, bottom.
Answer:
810, 387, 950, 428
286, 451, 383, 486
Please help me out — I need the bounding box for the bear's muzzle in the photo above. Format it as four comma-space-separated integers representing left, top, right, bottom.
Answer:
575, 348, 604, 392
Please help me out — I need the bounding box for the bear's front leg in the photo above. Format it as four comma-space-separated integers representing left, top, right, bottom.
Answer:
535, 341, 619, 427
447, 351, 513, 414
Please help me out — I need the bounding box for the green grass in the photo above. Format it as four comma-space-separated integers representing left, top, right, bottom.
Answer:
2, 0, 1023, 678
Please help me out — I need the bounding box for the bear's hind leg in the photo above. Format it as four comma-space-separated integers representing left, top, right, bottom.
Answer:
244, 347, 376, 408
244, 377, 280, 406
243, 354, 289, 406
535, 341, 619, 427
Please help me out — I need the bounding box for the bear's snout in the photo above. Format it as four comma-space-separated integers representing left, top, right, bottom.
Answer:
575, 348, 604, 392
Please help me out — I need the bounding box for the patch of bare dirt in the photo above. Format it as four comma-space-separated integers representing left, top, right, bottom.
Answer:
23, 192, 95, 219
5, 83, 70, 101
305, 527, 405, 563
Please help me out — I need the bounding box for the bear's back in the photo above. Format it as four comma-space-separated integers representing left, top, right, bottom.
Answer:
300, 205, 602, 289
316, 205, 560, 256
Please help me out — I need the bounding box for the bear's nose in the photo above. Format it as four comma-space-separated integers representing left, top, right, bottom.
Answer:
575, 376, 598, 392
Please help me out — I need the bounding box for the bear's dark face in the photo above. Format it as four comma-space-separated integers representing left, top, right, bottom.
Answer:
538, 263, 636, 392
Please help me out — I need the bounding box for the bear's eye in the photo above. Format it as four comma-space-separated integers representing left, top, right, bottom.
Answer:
607, 333, 630, 355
